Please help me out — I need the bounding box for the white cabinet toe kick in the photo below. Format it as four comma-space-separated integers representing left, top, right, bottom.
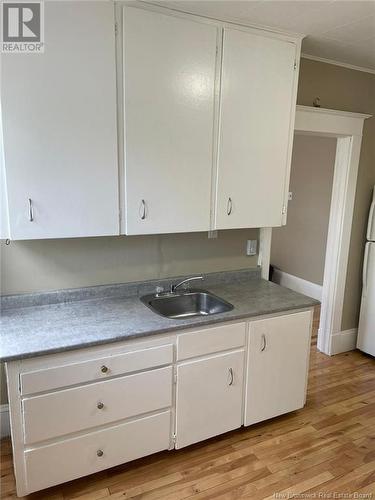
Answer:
6, 309, 313, 496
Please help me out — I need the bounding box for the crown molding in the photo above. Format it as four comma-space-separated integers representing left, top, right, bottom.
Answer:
296, 105, 372, 121
301, 53, 375, 75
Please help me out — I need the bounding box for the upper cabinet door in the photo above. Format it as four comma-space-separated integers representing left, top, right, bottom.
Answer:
215, 28, 298, 230
1, 2, 119, 240
123, 7, 218, 235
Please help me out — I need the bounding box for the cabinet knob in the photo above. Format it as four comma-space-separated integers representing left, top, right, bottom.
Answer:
97, 402, 104, 410
97, 449, 104, 457
100, 365, 108, 373
227, 197, 232, 216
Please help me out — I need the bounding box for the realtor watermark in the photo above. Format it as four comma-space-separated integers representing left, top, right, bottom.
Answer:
1, 1, 44, 53
273, 493, 373, 499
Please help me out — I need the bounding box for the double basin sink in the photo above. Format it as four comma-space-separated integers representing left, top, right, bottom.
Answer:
140, 290, 234, 320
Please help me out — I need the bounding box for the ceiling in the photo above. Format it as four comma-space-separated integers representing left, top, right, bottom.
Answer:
153, 1, 375, 73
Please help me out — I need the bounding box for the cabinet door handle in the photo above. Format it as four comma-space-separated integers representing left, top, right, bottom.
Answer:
261, 334, 267, 352
140, 199, 146, 220
97, 402, 104, 410
228, 367, 234, 386
96, 449, 104, 457
100, 365, 108, 374
28, 198, 34, 222
227, 197, 232, 216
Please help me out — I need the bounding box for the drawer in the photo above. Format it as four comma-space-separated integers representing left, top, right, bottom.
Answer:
25, 410, 171, 494
23, 366, 172, 444
177, 322, 246, 361
20, 344, 173, 395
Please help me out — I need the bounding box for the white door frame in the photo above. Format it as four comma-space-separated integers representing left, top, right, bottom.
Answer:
261, 105, 371, 355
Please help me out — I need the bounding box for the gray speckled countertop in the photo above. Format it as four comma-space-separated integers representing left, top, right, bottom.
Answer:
0, 269, 319, 362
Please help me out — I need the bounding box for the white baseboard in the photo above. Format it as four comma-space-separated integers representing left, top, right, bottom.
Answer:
272, 269, 323, 301
330, 328, 358, 355
0, 404, 10, 438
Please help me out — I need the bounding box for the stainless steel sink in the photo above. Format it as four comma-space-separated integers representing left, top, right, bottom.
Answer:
140, 290, 234, 319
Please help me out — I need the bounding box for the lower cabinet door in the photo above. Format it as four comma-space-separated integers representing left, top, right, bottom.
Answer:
24, 411, 171, 494
175, 350, 244, 449
245, 311, 312, 426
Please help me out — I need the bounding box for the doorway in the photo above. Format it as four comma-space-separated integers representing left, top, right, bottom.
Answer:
271, 134, 336, 340
271, 133, 336, 301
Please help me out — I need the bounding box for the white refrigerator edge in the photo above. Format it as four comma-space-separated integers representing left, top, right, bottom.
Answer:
357, 186, 375, 356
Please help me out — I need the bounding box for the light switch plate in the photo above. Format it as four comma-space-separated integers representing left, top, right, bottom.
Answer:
246, 239, 257, 256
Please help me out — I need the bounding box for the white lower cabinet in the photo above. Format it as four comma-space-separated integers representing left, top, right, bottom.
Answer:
20, 344, 173, 396
244, 311, 312, 426
6, 338, 175, 497
25, 411, 171, 493
23, 366, 173, 444
7, 310, 313, 496
175, 350, 245, 449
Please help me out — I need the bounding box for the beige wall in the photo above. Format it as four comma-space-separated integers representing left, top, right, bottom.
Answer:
0, 230, 258, 295
271, 134, 336, 285
297, 59, 375, 331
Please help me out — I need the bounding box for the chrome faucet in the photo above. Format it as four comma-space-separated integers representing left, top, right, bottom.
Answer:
170, 275, 204, 293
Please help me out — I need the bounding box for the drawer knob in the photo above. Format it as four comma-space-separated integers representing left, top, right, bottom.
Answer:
101, 365, 108, 373
97, 402, 104, 410
97, 449, 104, 457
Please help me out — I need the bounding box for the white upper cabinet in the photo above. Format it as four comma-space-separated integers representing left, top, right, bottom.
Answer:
1, 3, 301, 240
215, 28, 298, 230
1, 2, 119, 240
123, 7, 218, 235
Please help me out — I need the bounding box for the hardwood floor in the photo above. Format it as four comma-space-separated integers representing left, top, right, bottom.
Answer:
1, 307, 375, 499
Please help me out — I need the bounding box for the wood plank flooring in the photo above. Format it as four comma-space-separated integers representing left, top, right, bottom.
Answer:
1, 307, 375, 499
